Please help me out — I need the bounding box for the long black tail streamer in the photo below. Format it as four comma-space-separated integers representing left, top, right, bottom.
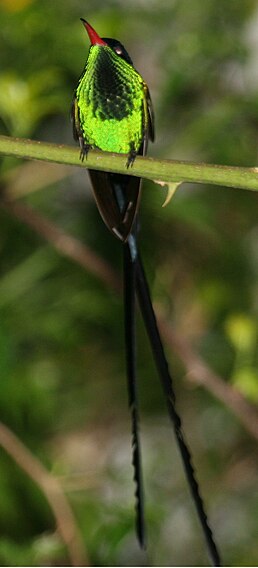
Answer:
123, 242, 146, 548
133, 247, 221, 567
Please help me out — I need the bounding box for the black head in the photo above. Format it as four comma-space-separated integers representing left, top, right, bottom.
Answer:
80, 19, 133, 66
101, 38, 133, 65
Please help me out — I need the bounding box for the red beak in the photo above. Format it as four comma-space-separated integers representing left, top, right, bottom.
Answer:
80, 19, 107, 46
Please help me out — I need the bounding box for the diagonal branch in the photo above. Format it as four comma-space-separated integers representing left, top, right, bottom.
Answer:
0, 421, 89, 566
156, 311, 258, 441
1, 196, 120, 293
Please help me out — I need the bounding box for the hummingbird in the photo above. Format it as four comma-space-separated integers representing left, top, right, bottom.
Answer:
72, 19, 220, 565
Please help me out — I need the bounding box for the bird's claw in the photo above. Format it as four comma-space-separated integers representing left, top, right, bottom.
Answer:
126, 146, 137, 169
79, 137, 91, 162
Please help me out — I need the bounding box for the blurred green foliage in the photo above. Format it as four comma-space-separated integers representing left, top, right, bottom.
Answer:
0, 0, 258, 565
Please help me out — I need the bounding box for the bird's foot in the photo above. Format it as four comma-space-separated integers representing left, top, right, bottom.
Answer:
79, 138, 91, 162
126, 146, 137, 169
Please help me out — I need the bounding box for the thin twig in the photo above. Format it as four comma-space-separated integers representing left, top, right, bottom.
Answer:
1, 196, 120, 293
2, 160, 73, 199
0, 421, 89, 566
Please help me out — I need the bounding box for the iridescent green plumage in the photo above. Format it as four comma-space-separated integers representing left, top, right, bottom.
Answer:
72, 21, 154, 240
74, 45, 151, 155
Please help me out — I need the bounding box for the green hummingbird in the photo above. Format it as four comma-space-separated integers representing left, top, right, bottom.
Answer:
72, 18, 154, 241
72, 19, 220, 565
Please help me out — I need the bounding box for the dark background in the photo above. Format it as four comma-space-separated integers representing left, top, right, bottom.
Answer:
0, 0, 258, 565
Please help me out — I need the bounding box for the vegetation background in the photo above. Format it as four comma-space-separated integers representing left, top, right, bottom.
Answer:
0, 0, 258, 565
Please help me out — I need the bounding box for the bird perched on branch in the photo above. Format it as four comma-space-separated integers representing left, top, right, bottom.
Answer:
72, 19, 220, 566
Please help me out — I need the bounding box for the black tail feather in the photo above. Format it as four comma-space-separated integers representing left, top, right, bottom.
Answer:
104, 172, 220, 564
123, 243, 146, 548
134, 250, 221, 567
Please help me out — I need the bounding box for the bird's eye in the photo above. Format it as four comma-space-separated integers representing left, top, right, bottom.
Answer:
114, 46, 123, 56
